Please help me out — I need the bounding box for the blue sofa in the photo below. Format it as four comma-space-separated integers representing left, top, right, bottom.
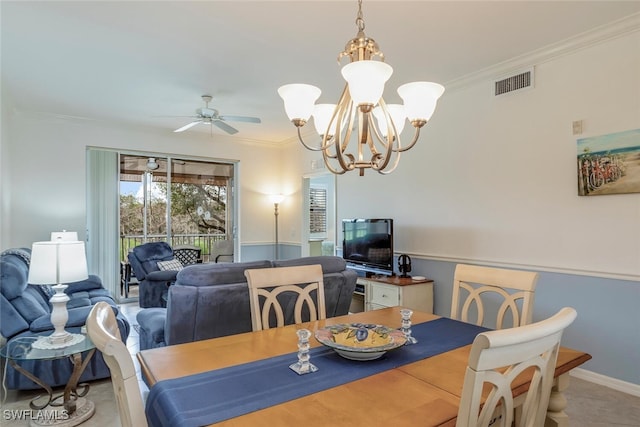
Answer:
0, 248, 130, 390
137, 256, 357, 350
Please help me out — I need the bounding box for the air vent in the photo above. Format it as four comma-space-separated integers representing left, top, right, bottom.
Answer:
494, 68, 534, 96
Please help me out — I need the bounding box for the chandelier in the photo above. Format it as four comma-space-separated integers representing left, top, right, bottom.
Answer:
278, 0, 444, 176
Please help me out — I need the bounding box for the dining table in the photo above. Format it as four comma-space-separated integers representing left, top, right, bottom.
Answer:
137, 307, 591, 427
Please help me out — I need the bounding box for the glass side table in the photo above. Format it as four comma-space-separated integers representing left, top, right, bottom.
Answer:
0, 335, 96, 427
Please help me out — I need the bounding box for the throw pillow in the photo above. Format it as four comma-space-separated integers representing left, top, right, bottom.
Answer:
157, 258, 184, 271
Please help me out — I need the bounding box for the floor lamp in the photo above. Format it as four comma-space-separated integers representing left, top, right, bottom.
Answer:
270, 194, 285, 260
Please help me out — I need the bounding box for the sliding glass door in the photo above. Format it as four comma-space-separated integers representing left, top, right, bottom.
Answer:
118, 154, 236, 299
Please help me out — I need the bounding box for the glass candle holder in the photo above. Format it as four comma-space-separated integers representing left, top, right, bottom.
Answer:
400, 308, 418, 344
289, 328, 318, 375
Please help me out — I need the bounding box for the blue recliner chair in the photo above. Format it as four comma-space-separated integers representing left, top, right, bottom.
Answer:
0, 248, 130, 390
128, 242, 180, 308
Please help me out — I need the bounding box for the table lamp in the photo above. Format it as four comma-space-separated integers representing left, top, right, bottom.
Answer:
28, 241, 88, 345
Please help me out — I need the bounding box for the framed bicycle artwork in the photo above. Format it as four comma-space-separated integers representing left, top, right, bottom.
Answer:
577, 128, 640, 196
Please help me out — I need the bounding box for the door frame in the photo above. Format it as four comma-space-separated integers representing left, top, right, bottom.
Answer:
301, 171, 337, 258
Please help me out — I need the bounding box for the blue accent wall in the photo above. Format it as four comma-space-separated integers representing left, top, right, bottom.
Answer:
408, 257, 640, 385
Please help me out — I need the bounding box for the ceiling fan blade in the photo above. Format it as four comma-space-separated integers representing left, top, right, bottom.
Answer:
212, 120, 239, 135
153, 115, 201, 118
174, 120, 203, 133
219, 115, 261, 124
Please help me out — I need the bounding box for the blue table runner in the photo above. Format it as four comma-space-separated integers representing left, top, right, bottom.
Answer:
145, 317, 488, 427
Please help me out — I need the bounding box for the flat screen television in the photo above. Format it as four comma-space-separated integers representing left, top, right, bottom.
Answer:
342, 218, 394, 276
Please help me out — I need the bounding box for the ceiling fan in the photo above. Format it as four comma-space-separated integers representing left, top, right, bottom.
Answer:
172, 95, 261, 135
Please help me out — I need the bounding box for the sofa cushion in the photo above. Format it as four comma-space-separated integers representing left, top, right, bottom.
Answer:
32, 284, 55, 301
176, 260, 272, 287
10, 289, 50, 323
67, 297, 92, 309
87, 288, 112, 299
137, 308, 167, 348
89, 296, 121, 312
0, 294, 29, 338
157, 258, 184, 271
65, 275, 104, 293
0, 259, 29, 300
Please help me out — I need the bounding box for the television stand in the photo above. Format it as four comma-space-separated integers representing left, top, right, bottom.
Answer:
350, 275, 433, 314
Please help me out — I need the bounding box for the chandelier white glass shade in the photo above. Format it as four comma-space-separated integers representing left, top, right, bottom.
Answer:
278, 0, 444, 176
28, 241, 89, 345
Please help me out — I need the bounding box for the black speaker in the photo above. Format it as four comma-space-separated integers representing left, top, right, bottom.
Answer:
398, 254, 412, 278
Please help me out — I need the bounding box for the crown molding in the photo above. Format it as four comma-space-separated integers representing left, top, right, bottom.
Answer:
445, 12, 640, 93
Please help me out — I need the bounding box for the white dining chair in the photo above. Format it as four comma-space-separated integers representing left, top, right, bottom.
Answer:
456, 307, 577, 427
451, 264, 539, 329
86, 302, 147, 427
244, 264, 326, 331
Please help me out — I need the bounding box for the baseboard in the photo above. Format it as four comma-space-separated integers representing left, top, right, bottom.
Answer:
570, 368, 640, 397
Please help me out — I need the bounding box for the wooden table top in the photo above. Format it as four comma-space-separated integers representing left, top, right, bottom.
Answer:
137, 307, 591, 427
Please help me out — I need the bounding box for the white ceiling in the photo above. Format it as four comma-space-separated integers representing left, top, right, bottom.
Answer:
3, 1, 640, 143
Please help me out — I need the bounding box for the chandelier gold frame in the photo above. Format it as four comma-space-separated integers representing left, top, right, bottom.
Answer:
278, 0, 444, 176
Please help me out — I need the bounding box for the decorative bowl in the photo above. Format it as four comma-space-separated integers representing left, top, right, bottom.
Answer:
314, 323, 407, 361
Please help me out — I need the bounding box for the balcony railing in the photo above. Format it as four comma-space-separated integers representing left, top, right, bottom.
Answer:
120, 233, 228, 264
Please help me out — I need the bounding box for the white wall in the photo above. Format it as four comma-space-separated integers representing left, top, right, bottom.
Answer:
337, 30, 640, 281
0, 93, 13, 249
331, 28, 640, 386
3, 114, 282, 251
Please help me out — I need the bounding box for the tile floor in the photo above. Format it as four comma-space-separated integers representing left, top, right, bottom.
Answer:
2, 302, 639, 426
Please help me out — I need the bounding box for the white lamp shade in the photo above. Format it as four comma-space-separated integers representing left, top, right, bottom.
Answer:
397, 81, 445, 121
50, 231, 78, 241
373, 104, 406, 135
277, 84, 321, 121
312, 104, 336, 136
341, 61, 393, 106
28, 241, 89, 284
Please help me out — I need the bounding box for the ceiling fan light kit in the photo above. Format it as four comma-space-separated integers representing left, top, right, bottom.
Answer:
278, 0, 444, 176
146, 158, 159, 170
173, 95, 261, 135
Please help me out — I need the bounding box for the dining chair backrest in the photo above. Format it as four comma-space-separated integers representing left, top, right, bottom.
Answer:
244, 264, 326, 331
86, 302, 147, 427
456, 307, 577, 427
451, 264, 539, 329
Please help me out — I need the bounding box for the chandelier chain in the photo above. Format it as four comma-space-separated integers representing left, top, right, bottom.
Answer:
355, 0, 365, 33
